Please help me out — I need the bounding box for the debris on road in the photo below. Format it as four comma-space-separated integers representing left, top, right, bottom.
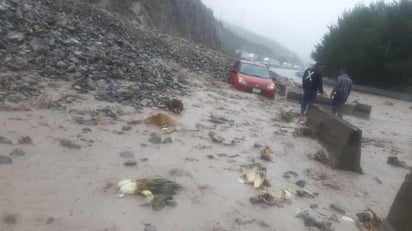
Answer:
296, 212, 334, 231
254, 142, 263, 149
356, 208, 383, 230
158, 98, 184, 114
310, 149, 330, 165
374, 176, 383, 184
239, 164, 267, 189
387, 156, 409, 168
295, 180, 306, 188
276, 109, 298, 123
119, 151, 134, 159
260, 145, 271, 161
144, 223, 157, 231
341, 216, 356, 223
0, 155, 13, 165
330, 203, 346, 214
283, 170, 299, 180
18, 136, 33, 144
9, 148, 25, 157
116, 178, 181, 210
293, 123, 313, 137
0, 136, 13, 144
122, 125, 132, 131
123, 160, 137, 166
162, 137, 173, 143
149, 133, 162, 144
144, 113, 176, 129
208, 131, 225, 144
59, 139, 81, 149
296, 189, 316, 198
208, 114, 234, 125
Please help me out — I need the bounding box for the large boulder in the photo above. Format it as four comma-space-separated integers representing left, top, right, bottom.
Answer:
306, 105, 363, 173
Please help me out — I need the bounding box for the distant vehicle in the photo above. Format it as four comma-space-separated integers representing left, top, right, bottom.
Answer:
228, 60, 276, 99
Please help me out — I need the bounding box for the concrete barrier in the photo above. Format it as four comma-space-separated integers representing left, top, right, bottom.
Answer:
384, 172, 412, 231
306, 105, 363, 173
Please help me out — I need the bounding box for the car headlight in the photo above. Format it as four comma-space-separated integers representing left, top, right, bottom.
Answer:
238, 77, 247, 85
267, 83, 275, 90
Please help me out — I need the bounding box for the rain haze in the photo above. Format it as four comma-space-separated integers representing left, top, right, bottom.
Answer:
201, 0, 392, 63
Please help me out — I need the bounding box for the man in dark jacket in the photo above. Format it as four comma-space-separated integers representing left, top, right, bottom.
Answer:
330, 67, 352, 118
301, 63, 324, 115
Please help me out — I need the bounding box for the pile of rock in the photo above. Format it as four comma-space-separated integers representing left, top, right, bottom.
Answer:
0, 0, 232, 107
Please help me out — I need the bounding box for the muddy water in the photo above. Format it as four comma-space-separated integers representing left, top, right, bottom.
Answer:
0, 76, 411, 231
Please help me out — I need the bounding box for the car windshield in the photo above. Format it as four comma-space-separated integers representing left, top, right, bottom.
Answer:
239, 63, 270, 79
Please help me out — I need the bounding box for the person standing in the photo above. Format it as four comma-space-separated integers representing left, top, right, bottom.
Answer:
330, 68, 352, 118
301, 63, 324, 115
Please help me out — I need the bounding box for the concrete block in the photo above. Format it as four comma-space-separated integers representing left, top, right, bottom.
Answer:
386, 172, 412, 231
307, 105, 363, 173
353, 103, 372, 119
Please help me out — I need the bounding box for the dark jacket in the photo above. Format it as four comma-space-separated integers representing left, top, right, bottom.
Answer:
302, 68, 324, 93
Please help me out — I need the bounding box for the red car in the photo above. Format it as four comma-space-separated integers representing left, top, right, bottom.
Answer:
228, 60, 276, 99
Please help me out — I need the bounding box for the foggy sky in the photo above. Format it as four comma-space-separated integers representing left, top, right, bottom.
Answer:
201, 0, 393, 63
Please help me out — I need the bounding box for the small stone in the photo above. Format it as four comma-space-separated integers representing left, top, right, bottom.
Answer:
296, 180, 306, 187
166, 199, 177, 207
162, 137, 173, 143
149, 133, 162, 144
56, 61, 68, 68
374, 176, 383, 184
82, 128, 92, 133
254, 143, 263, 148
144, 224, 157, 231
127, 120, 142, 125
140, 99, 151, 107
0, 136, 12, 144
310, 203, 319, 209
329, 203, 346, 214
0, 155, 13, 165
249, 197, 264, 204
6, 31, 25, 42
206, 154, 215, 159
46, 217, 54, 224
283, 170, 298, 179
18, 136, 33, 144
122, 125, 132, 131
123, 160, 137, 166
60, 139, 81, 149
208, 131, 224, 143
119, 151, 134, 158
9, 148, 25, 157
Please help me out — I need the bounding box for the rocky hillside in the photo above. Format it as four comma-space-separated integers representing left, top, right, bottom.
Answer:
0, 0, 232, 107
88, 0, 298, 60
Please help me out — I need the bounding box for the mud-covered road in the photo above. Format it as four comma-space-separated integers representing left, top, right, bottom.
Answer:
0, 74, 411, 231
